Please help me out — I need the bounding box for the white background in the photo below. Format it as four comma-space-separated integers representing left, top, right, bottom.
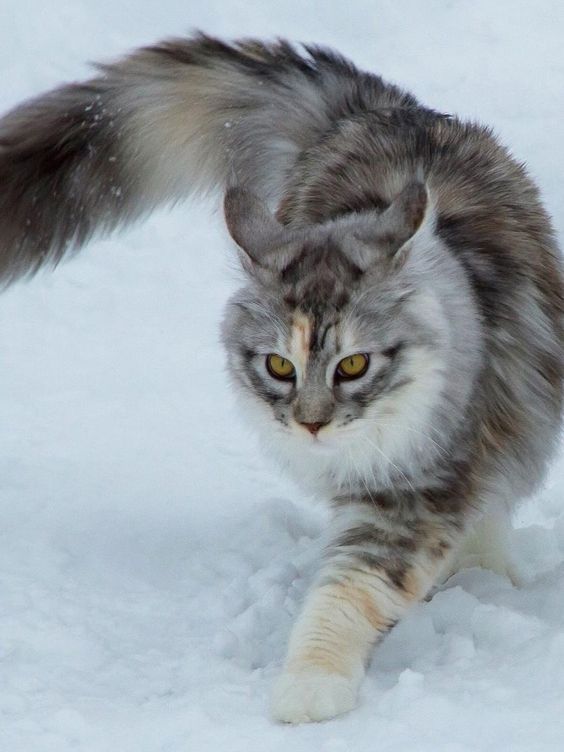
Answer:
1, 2, 564, 750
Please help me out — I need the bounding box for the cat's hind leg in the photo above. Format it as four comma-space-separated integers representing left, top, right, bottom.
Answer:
447, 506, 520, 584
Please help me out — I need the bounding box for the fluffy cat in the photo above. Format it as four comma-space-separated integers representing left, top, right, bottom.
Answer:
0, 34, 562, 723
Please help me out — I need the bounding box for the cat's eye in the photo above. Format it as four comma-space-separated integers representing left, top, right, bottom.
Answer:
266, 354, 296, 380
335, 353, 369, 380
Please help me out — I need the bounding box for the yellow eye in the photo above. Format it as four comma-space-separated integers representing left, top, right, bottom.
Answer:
336, 353, 369, 380
266, 354, 296, 380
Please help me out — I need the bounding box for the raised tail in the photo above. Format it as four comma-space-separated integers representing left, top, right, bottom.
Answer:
0, 33, 417, 283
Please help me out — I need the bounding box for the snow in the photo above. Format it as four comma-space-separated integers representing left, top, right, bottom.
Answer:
1, 1, 564, 749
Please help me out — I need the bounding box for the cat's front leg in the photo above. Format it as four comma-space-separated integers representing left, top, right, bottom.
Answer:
271, 501, 458, 723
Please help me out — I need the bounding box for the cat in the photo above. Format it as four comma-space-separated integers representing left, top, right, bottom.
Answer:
0, 33, 562, 723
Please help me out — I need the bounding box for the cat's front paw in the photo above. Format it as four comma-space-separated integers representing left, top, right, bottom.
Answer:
271, 670, 358, 723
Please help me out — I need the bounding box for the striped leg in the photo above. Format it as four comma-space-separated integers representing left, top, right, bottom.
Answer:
271, 503, 458, 723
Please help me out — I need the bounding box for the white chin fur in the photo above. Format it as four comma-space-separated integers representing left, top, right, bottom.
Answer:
232, 346, 446, 497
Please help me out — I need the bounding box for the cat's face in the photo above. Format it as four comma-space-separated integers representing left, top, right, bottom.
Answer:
223, 259, 446, 471
221, 183, 469, 486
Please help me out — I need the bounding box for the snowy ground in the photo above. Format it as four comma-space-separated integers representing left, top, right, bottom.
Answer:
1, 2, 564, 750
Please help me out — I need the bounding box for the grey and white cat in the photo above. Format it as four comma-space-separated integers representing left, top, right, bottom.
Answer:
0, 34, 562, 723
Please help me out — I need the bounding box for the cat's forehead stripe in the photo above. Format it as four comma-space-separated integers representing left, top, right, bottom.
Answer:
289, 312, 312, 374
313, 320, 338, 351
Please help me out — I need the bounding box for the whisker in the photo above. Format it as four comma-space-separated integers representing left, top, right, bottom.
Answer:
361, 434, 417, 494
347, 444, 378, 507
356, 442, 391, 525
359, 417, 450, 457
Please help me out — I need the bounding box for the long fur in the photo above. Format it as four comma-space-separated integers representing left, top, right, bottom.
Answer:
0, 33, 420, 282
1, 33, 563, 724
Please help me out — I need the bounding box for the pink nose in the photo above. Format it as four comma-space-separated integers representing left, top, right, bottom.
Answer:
301, 421, 326, 436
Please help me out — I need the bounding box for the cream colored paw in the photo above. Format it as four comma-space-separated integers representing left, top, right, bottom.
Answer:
271, 670, 358, 723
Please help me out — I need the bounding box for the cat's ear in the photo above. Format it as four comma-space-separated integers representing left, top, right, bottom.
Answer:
377, 180, 430, 250
342, 181, 433, 269
224, 187, 297, 272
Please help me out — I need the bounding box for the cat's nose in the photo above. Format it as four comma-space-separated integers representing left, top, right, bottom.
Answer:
300, 421, 327, 435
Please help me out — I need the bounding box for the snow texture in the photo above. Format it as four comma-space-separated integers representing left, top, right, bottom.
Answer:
1, 1, 564, 750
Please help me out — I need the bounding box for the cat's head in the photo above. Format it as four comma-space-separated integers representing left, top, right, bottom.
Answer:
221, 182, 480, 488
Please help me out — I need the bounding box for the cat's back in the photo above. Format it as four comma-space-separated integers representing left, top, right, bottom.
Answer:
278, 97, 563, 498
279, 101, 562, 321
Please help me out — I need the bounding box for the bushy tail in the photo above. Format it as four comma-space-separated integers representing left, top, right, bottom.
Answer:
0, 33, 417, 283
